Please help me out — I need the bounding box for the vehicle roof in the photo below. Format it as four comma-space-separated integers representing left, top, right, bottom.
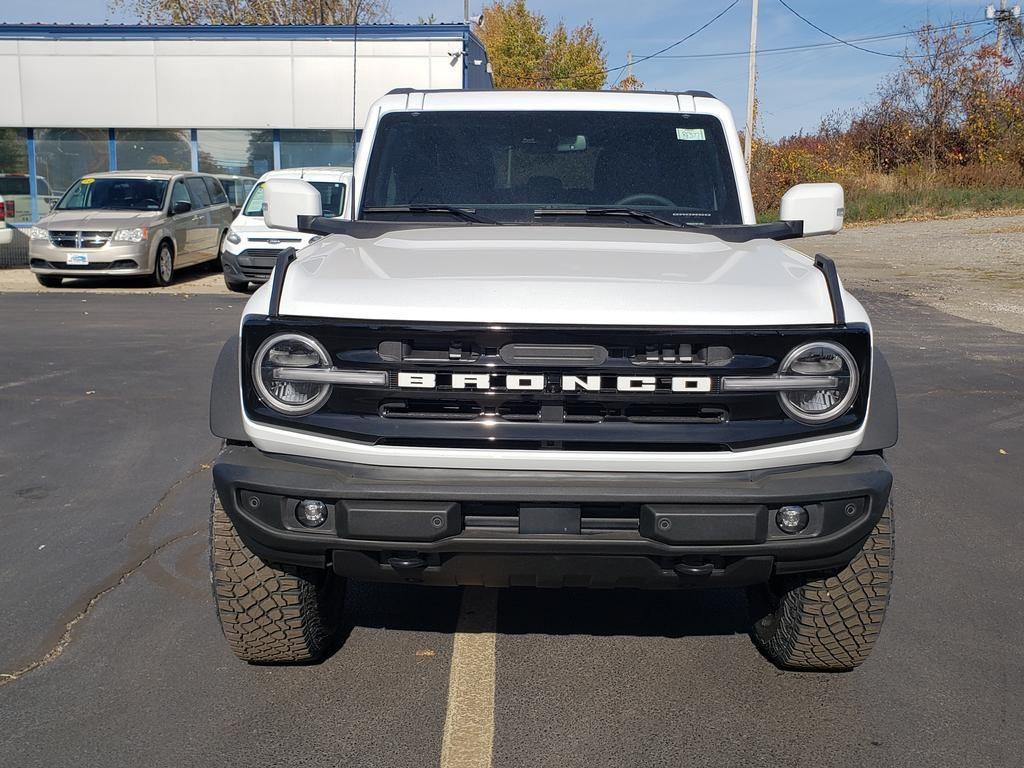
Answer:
77, 170, 205, 181
256, 167, 353, 182
379, 88, 722, 109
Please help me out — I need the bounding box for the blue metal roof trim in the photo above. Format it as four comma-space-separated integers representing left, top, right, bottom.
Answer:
0, 23, 477, 41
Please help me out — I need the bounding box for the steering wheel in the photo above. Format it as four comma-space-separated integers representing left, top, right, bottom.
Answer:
615, 193, 677, 207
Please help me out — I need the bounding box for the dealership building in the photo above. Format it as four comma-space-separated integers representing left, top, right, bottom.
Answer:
0, 22, 492, 261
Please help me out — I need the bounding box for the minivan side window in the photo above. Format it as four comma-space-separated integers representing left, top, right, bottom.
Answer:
203, 177, 229, 205
170, 180, 191, 210
185, 177, 212, 208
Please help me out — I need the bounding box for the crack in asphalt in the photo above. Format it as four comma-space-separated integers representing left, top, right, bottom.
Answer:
121, 450, 218, 543
0, 527, 204, 688
1, 456, 216, 687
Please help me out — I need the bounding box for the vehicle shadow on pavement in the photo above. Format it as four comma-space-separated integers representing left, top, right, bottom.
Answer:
337, 581, 750, 641
53, 262, 220, 290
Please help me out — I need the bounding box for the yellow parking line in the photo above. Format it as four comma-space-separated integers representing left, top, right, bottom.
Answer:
440, 587, 498, 768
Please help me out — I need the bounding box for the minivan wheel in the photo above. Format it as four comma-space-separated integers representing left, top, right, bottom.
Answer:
36, 275, 63, 288
152, 242, 174, 286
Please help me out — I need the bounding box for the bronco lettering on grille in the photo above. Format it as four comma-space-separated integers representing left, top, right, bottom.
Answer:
396, 372, 712, 393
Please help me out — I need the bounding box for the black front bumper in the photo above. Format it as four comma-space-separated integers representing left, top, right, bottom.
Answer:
212, 446, 892, 589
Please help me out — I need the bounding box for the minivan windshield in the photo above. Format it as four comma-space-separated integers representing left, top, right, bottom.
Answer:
362, 110, 742, 225
57, 177, 168, 211
243, 180, 346, 218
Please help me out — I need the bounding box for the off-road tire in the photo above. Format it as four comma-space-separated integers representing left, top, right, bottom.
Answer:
750, 501, 894, 671
210, 492, 344, 663
36, 275, 62, 288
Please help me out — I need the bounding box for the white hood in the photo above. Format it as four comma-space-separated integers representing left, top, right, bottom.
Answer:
269, 225, 849, 326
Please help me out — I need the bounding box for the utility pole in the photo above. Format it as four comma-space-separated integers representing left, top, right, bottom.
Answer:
744, 0, 759, 171
988, 0, 1022, 57
465, 0, 471, 23
626, 50, 633, 80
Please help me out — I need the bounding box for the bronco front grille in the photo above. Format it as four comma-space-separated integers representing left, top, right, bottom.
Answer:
241, 318, 872, 451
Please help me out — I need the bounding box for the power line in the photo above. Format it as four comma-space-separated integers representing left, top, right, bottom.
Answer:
510, 0, 740, 84
777, 0, 924, 58
643, 18, 988, 60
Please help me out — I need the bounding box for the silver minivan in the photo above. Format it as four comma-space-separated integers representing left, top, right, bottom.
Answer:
28, 170, 234, 287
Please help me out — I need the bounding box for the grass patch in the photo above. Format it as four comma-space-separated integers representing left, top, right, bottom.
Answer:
844, 186, 1024, 222
756, 186, 1024, 225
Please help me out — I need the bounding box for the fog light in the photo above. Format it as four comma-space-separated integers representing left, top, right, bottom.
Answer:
776, 505, 809, 534
296, 499, 328, 528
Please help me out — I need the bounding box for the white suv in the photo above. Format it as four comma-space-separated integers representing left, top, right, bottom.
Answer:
220, 167, 351, 292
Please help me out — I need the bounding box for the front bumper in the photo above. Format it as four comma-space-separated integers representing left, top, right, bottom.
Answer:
29, 240, 151, 277
213, 446, 892, 589
221, 246, 288, 284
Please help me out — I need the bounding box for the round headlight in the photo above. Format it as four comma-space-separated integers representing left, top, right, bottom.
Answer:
252, 333, 332, 415
778, 341, 859, 424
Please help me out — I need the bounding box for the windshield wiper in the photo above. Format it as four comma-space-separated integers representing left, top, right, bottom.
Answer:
362, 205, 499, 224
534, 208, 693, 228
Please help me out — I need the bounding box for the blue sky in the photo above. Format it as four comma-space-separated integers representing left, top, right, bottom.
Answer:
7, 0, 992, 137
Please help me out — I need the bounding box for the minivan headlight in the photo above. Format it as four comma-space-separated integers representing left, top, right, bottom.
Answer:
114, 227, 148, 243
226, 230, 242, 245
29, 226, 49, 240
252, 333, 332, 416
777, 341, 859, 424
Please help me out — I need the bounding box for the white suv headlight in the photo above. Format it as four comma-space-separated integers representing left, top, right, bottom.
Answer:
29, 226, 49, 240
114, 227, 148, 243
226, 230, 242, 245
777, 341, 859, 424
252, 333, 333, 416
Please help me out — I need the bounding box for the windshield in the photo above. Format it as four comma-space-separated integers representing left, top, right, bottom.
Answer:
221, 177, 254, 207
56, 177, 168, 211
243, 180, 346, 218
362, 110, 742, 225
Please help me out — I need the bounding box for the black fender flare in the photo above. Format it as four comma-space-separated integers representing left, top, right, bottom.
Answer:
861, 348, 899, 451
210, 335, 247, 442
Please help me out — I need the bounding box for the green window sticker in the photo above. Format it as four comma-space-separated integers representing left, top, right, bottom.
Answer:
675, 127, 706, 141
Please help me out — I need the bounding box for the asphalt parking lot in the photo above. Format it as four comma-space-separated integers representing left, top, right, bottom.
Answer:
1, 235, 1023, 766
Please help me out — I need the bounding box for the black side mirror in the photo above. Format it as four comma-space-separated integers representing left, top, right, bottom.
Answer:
172, 200, 192, 215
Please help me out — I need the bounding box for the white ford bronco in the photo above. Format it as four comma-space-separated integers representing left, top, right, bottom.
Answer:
209, 89, 897, 671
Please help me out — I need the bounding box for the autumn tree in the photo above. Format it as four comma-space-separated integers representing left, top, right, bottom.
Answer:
108, 0, 391, 25
476, 0, 606, 90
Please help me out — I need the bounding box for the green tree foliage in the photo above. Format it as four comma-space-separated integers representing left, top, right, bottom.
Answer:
108, 0, 391, 25
477, 1, 606, 90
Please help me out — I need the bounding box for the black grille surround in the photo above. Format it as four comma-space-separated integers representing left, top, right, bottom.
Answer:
241, 318, 872, 452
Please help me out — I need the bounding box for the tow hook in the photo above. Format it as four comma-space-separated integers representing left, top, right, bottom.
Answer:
674, 560, 715, 578
387, 553, 427, 580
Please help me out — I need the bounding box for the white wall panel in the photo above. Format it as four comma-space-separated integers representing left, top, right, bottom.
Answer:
155, 54, 294, 127
0, 55, 24, 125
19, 56, 158, 127
2, 33, 469, 129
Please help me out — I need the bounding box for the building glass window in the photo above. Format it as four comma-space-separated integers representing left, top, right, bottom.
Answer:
279, 130, 355, 169
197, 129, 273, 177
115, 129, 192, 172
0, 128, 32, 224
34, 129, 110, 211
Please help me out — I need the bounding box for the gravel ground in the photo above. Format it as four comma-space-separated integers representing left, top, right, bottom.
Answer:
790, 214, 1024, 334
3, 213, 1023, 332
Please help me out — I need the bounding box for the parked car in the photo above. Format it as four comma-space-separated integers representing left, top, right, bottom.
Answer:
220, 166, 351, 292
0, 194, 13, 245
214, 174, 257, 214
208, 89, 898, 672
28, 170, 234, 287
0, 174, 55, 224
